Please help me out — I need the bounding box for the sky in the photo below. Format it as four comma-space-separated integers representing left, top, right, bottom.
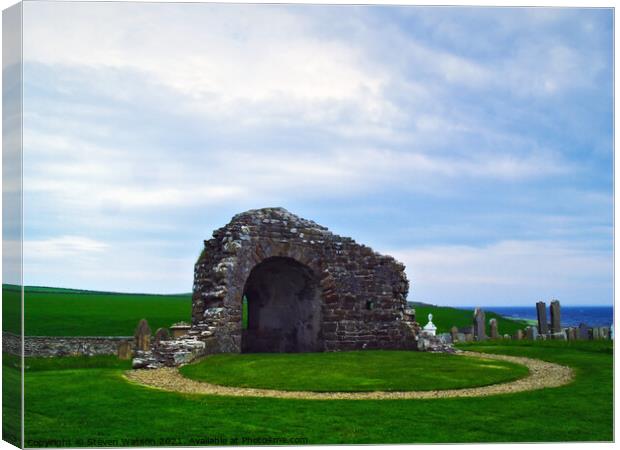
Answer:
15, 2, 613, 306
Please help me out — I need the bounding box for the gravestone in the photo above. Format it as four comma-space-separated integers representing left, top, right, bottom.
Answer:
513, 329, 523, 340
154, 327, 170, 346
525, 326, 538, 340
117, 341, 132, 360
565, 327, 575, 341
489, 319, 499, 339
473, 308, 486, 341
464, 333, 474, 342
578, 323, 590, 340
536, 301, 549, 335
550, 300, 561, 333
600, 327, 610, 340
592, 327, 600, 340
503, 334, 510, 339
423, 314, 437, 336
450, 326, 459, 343
134, 319, 152, 352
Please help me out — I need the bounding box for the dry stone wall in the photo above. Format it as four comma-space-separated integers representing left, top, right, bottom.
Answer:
2, 332, 131, 357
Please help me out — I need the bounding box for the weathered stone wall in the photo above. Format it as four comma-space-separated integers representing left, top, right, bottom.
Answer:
2, 332, 131, 357
192, 207, 415, 353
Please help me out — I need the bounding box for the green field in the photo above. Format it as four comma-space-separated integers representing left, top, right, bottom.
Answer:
8, 340, 612, 445
414, 305, 529, 335
180, 351, 528, 392
3, 285, 529, 337
4, 285, 191, 336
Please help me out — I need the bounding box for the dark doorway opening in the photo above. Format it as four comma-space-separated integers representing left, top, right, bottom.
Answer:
241, 257, 322, 353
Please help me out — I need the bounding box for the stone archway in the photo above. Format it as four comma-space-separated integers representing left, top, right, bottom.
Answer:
242, 257, 322, 353
191, 207, 414, 356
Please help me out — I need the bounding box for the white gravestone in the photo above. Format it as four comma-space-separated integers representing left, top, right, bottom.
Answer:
423, 313, 437, 336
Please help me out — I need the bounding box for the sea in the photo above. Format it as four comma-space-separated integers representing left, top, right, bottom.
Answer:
482, 306, 614, 328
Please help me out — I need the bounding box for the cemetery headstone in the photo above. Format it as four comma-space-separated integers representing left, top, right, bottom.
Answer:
550, 300, 561, 333
578, 323, 590, 340
489, 318, 499, 339
117, 341, 132, 360
536, 301, 549, 335
423, 313, 437, 336
450, 326, 459, 343
513, 329, 523, 340
134, 319, 152, 352
601, 327, 610, 340
154, 327, 170, 346
473, 307, 486, 341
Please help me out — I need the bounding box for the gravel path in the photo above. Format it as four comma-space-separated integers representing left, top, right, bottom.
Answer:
123, 351, 574, 400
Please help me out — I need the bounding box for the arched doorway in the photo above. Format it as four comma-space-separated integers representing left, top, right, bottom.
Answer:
241, 256, 322, 353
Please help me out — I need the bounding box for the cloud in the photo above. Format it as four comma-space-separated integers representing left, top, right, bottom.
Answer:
389, 240, 612, 306
25, 236, 108, 259
15, 4, 612, 297
22, 237, 195, 293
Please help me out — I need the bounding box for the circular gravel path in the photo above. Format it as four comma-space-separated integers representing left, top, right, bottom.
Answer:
124, 351, 574, 400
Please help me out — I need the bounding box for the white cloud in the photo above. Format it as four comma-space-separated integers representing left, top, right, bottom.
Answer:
25, 236, 108, 259
389, 240, 612, 306
22, 3, 398, 128
22, 238, 195, 293
14, 3, 610, 296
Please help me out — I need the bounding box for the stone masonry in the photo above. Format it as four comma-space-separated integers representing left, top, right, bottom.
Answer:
2, 332, 131, 357
190, 207, 416, 355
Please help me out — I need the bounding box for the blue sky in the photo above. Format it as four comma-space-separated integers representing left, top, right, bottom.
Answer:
18, 3, 613, 306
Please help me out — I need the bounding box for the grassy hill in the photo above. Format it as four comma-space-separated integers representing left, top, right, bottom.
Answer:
3, 285, 529, 337
414, 305, 529, 336
3, 285, 191, 336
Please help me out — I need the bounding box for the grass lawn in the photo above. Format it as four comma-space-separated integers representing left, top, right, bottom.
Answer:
14, 340, 612, 445
2, 354, 21, 447
179, 351, 529, 392
5, 285, 528, 337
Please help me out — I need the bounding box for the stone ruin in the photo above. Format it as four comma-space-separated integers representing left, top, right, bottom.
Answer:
192, 207, 415, 353
133, 207, 431, 368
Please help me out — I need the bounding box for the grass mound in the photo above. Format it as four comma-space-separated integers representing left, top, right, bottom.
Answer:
179, 351, 529, 392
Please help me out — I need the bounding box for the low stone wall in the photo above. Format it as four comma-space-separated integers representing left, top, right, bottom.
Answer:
2, 332, 132, 357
